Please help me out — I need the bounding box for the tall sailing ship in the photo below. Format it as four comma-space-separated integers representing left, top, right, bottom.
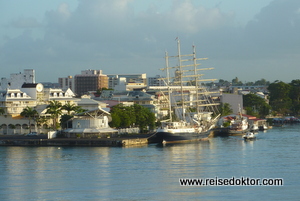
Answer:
150, 39, 220, 144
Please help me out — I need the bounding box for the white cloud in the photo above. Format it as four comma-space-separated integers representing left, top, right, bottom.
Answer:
57, 3, 71, 20
1, 0, 300, 82
166, 0, 234, 33
244, 0, 300, 57
12, 17, 41, 29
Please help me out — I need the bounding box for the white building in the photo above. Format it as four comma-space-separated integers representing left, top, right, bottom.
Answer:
0, 82, 78, 135
64, 109, 117, 138
107, 73, 147, 90
75, 96, 108, 111
147, 75, 165, 87
0, 69, 35, 90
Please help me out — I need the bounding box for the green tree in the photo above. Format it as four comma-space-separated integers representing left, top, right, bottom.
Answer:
60, 103, 86, 128
109, 104, 155, 133
21, 106, 38, 133
243, 94, 271, 118
133, 104, 155, 132
268, 81, 292, 115
109, 104, 132, 128
62, 102, 78, 115
110, 112, 121, 128
219, 103, 233, 116
254, 78, 269, 86
35, 116, 48, 131
232, 77, 238, 84
46, 100, 63, 130
232, 77, 243, 86
60, 114, 73, 129
0, 107, 5, 115
289, 79, 300, 115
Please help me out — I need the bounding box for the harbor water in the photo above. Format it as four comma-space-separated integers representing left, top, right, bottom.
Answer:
0, 124, 299, 200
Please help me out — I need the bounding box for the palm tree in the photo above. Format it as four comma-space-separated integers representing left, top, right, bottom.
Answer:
21, 106, 38, 133
219, 103, 233, 116
0, 107, 5, 115
60, 103, 86, 129
35, 116, 48, 133
46, 100, 62, 130
61, 102, 78, 115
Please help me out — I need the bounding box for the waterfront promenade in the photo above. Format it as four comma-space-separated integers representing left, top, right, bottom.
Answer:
0, 134, 153, 147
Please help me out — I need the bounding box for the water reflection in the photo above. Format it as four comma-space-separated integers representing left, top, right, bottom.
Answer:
0, 125, 300, 200
0, 147, 114, 200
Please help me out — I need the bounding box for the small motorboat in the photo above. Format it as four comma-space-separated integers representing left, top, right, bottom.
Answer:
243, 132, 256, 140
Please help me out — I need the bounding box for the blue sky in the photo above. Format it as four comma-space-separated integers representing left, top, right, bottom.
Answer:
1, 0, 299, 83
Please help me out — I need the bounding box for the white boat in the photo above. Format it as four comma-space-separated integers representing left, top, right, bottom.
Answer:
243, 132, 256, 140
149, 39, 220, 144
259, 124, 268, 131
250, 124, 259, 132
217, 113, 249, 135
228, 116, 249, 134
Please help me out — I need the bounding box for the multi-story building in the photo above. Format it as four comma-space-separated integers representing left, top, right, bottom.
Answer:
107, 73, 147, 91
0, 69, 115, 136
220, 93, 243, 114
0, 69, 35, 90
147, 75, 165, 87
75, 70, 108, 97
58, 75, 75, 92
0, 82, 78, 135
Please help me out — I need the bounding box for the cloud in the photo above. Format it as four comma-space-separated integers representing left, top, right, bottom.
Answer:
167, 0, 234, 33
1, 0, 300, 82
12, 17, 41, 29
244, 0, 300, 57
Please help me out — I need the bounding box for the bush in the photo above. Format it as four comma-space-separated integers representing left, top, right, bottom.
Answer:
223, 121, 231, 128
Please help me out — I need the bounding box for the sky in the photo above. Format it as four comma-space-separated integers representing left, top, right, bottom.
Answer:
1, 0, 300, 83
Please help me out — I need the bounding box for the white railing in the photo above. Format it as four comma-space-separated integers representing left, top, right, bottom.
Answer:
118, 127, 140, 134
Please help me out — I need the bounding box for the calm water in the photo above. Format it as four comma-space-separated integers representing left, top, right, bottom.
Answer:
0, 125, 300, 201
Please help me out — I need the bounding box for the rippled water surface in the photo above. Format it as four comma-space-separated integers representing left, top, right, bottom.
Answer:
0, 125, 299, 200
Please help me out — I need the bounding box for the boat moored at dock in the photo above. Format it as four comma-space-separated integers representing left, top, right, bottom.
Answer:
150, 39, 220, 144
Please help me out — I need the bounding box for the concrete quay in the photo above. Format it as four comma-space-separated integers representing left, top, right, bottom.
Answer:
0, 134, 152, 147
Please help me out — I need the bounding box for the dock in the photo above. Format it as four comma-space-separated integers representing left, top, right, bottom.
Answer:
0, 134, 152, 147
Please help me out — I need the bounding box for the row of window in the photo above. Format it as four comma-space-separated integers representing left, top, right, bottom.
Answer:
2, 93, 29, 98
50, 92, 71, 97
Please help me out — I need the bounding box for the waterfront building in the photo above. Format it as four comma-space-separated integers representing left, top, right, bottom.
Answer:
0, 88, 36, 117
64, 108, 117, 138
0, 82, 78, 135
75, 70, 108, 97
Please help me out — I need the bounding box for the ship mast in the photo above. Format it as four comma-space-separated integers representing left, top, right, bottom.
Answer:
192, 44, 200, 115
165, 51, 172, 122
158, 39, 220, 124
177, 39, 186, 121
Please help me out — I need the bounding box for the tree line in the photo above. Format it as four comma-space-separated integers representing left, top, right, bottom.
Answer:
8, 100, 156, 134
109, 104, 156, 133
242, 79, 300, 118
205, 78, 271, 87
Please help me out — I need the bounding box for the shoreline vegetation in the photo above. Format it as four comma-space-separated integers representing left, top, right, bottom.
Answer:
1, 78, 300, 143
